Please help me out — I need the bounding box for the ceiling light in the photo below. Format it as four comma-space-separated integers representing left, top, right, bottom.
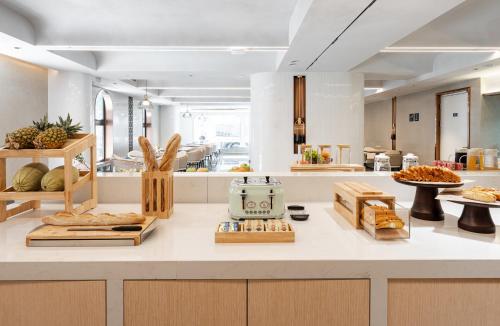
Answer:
381, 47, 500, 53
13, 46, 21, 50
139, 80, 153, 109
181, 106, 192, 119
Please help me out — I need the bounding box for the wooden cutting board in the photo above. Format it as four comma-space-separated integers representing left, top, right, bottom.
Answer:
26, 215, 158, 247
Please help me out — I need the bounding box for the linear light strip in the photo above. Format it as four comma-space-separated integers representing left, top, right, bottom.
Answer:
139, 87, 250, 90
40, 45, 288, 52
381, 47, 500, 53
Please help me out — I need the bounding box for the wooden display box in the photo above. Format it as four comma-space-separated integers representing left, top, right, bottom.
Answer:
142, 170, 173, 219
333, 182, 395, 228
215, 223, 295, 243
0, 133, 97, 222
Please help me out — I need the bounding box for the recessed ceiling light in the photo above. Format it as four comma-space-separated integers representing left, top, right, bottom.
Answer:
13, 46, 21, 50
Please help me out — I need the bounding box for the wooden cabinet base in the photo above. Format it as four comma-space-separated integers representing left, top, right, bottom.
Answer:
388, 279, 500, 326
0, 280, 106, 326
124, 280, 246, 326
248, 279, 370, 326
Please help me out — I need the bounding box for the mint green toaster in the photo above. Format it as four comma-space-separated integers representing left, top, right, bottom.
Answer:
228, 176, 285, 220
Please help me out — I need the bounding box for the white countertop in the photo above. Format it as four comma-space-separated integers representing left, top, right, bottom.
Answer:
1, 201, 500, 280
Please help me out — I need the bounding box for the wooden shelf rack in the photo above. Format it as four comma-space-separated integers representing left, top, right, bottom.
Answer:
0, 133, 97, 222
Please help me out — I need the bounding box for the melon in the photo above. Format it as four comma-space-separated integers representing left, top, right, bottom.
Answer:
12, 163, 48, 192
41, 166, 79, 192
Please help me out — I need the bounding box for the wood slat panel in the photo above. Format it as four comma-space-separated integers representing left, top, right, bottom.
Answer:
124, 280, 246, 326
248, 279, 370, 326
388, 279, 500, 326
0, 280, 106, 326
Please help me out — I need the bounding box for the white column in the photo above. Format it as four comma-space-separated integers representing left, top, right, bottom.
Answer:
159, 105, 180, 146
250, 73, 294, 172
306, 72, 364, 164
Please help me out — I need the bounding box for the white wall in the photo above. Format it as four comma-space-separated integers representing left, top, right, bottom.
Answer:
250, 72, 364, 171
48, 70, 92, 132
0, 55, 48, 180
365, 79, 483, 165
481, 94, 500, 149
364, 100, 392, 149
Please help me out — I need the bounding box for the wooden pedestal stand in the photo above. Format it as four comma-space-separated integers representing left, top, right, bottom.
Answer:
394, 180, 463, 221
0, 133, 98, 222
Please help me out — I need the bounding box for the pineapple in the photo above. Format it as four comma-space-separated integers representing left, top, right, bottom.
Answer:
56, 114, 82, 138
5, 127, 40, 149
33, 127, 68, 149
33, 115, 54, 131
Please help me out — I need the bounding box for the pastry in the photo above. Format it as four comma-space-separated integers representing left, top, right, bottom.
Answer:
462, 187, 497, 203
393, 166, 461, 183
159, 133, 181, 171
138, 136, 158, 171
42, 212, 146, 226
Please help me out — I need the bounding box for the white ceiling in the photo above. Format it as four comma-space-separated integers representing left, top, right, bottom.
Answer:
1, 0, 500, 106
2, 0, 295, 46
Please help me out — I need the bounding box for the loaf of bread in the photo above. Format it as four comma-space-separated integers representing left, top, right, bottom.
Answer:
393, 166, 461, 183
362, 205, 404, 229
138, 136, 158, 171
159, 133, 181, 171
42, 212, 146, 226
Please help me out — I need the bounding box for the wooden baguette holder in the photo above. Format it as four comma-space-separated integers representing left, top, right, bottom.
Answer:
0, 133, 97, 222
215, 223, 295, 243
333, 182, 395, 228
142, 170, 173, 218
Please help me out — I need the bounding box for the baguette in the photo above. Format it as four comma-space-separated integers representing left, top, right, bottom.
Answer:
138, 136, 158, 171
42, 212, 146, 226
159, 133, 181, 171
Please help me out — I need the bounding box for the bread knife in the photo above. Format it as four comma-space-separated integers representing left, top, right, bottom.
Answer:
67, 225, 143, 232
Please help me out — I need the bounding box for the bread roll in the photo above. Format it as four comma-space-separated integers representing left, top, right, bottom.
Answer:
42, 212, 146, 226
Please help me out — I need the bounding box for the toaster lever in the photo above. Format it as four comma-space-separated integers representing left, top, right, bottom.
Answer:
269, 189, 274, 209
241, 189, 247, 209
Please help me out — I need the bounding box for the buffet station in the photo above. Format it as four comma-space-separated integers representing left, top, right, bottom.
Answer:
1, 129, 500, 326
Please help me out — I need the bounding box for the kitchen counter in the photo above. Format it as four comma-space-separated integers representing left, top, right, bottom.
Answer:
2, 201, 500, 326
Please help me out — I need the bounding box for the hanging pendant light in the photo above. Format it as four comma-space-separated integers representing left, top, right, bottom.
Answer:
181, 105, 192, 119
139, 80, 153, 109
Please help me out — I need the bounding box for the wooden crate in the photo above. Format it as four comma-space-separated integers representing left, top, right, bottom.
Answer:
142, 170, 173, 219
0, 133, 97, 222
333, 182, 395, 228
215, 223, 295, 243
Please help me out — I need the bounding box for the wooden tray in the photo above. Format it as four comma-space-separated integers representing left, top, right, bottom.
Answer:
26, 216, 158, 247
333, 182, 395, 228
215, 223, 295, 243
290, 163, 365, 172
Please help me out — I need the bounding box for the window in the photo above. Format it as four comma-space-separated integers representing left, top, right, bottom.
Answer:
94, 90, 113, 162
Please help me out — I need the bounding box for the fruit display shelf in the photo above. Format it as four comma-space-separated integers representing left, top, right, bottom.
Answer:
0, 133, 97, 222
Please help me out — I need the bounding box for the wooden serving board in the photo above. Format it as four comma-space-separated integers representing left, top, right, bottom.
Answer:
215, 223, 295, 243
26, 215, 158, 247
333, 182, 395, 229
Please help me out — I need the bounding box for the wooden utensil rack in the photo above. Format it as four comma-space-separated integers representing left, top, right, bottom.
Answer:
0, 133, 97, 222
333, 182, 395, 228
